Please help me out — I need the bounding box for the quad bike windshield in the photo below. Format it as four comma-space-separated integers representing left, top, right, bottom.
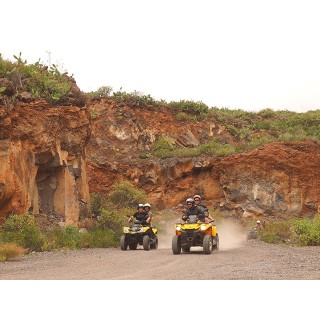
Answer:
126, 220, 148, 233
185, 214, 200, 224
130, 221, 142, 232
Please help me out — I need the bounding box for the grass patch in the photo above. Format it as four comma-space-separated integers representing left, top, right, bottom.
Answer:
0, 242, 26, 262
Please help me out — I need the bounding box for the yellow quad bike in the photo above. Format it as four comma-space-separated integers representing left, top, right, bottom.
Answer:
172, 215, 219, 254
120, 219, 158, 251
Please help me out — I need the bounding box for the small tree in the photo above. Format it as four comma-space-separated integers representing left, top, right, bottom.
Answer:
96, 86, 113, 98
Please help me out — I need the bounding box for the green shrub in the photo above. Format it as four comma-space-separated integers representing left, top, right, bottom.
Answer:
258, 108, 277, 119
171, 147, 201, 158
153, 136, 176, 158
96, 208, 123, 235
56, 225, 81, 249
292, 217, 320, 246
111, 90, 156, 107
176, 112, 190, 121
44, 225, 81, 250
1, 213, 44, 251
108, 180, 146, 209
259, 217, 320, 246
80, 229, 119, 248
43, 225, 120, 251
88, 85, 113, 98
169, 100, 208, 116
214, 144, 236, 156
90, 193, 109, 217
259, 221, 292, 244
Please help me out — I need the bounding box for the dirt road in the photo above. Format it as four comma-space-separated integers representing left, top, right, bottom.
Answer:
1, 236, 320, 280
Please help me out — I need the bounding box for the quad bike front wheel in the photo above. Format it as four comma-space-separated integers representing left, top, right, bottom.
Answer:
120, 235, 128, 251
203, 234, 213, 254
143, 235, 150, 251
172, 235, 181, 254
150, 235, 158, 249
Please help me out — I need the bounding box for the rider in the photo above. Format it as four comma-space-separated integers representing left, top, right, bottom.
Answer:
128, 204, 151, 226
144, 202, 155, 238
256, 220, 263, 230
182, 198, 206, 222
193, 194, 215, 223
143, 203, 152, 226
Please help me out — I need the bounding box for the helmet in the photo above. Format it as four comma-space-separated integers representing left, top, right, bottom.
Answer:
186, 198, 195, 204
256, 220, 261, 224
144, 203, 151, 208
193, 195, 201, 200
137, 203, 144, 209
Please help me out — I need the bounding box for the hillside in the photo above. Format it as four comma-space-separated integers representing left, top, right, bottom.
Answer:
87, 96, 320, 221
1, 55, 320, 225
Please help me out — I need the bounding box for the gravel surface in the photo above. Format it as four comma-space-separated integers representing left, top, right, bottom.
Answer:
1, 240, 320, 280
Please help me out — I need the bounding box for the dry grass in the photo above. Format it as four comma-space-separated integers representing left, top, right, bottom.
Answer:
0, 243, 26, 262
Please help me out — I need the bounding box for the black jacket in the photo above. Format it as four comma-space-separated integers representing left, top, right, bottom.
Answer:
182, 205, 206, 221
133, 211, 149, 225
196, 203, 208, 214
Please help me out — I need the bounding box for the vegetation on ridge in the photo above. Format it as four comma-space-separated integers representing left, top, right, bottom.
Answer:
0, 52, 85, 107
89, 86, 320, 159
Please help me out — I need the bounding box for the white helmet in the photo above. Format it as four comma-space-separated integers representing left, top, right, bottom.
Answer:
144, 203, 151, 208
256, 220, 261, 224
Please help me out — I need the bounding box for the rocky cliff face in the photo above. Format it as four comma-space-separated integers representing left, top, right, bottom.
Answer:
0, 100, 91, 224
1, 95, 319, 225
87, 99, 320, 221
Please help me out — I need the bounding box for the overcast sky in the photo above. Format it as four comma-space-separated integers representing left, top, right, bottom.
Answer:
1, 0, 320, 112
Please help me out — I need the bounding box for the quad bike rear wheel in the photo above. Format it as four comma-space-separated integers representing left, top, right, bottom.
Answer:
213, 233, 219, 250
120, 235, 128, 251
172, 235, 181, 254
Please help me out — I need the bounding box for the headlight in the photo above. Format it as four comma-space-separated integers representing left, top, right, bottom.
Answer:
200, 225, 206, 231
176, 226, 181, 231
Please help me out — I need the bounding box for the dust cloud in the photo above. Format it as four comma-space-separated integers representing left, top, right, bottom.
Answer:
156, 219, 247, 251
157, 219, 177, 249
217, 220, 247, 251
